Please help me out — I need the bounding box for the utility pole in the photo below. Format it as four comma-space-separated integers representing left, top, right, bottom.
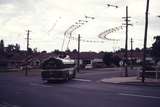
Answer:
130, 38, 133, 69
25, 30, 31, 76
142, 0, 150, 83
131, 38, 133, 51
27, 30, 31, 51
122, 6, 132, 77
77, 34, 80, 72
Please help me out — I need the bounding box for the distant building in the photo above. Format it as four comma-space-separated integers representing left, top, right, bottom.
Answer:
68, 52, 105, 69
114, 48, 153, 65
27, 52, 58, 68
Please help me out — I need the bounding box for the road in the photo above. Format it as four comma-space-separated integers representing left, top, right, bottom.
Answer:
0, 68, 160, 107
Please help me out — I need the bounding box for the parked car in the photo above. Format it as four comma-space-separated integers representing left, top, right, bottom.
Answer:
41, 58, 76, 82
85, 64, 93, 69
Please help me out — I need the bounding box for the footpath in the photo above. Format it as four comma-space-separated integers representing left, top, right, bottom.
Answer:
101, 76, 160, 87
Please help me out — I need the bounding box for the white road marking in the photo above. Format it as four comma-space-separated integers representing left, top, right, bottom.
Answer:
30, 83, 52, 88
119, 93, 160, 99
0, 102, 20, 107
73, 78, 92, 82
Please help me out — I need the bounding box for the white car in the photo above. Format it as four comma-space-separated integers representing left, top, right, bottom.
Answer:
85, 64, 93, 69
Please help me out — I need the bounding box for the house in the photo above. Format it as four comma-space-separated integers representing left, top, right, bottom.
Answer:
0, 50, 106, 70
113, 48, 153, 65
68, 52, 105, 69
0, 50, 29, 70
26, 52, 58, 69
0, 55, 8, 70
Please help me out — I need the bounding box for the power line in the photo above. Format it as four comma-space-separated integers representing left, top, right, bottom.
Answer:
98, 26, 123, 41
48, 17, 61, 34
62, 15, 95, 51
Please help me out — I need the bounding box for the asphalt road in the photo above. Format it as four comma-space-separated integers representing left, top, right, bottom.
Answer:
0, 68, 160, 107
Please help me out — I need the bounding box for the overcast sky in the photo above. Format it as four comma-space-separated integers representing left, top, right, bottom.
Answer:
0, 0, 160, 52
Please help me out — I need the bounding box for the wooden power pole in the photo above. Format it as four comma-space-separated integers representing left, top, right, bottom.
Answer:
25, 30, 31, 76
122, 6, 132, 77
130, 38, 133, 69
77, 34, 80, 72
142, 0, 150, 83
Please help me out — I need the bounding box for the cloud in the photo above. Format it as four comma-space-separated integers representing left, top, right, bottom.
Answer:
0, 0, 160, 52
0, 0, 17, 4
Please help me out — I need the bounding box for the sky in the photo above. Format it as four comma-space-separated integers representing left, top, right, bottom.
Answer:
0, 0, 160, 52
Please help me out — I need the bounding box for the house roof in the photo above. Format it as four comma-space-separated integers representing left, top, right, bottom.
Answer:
68, 52, 104, 60
27, 53, 58, 62
114, 51, 143, 59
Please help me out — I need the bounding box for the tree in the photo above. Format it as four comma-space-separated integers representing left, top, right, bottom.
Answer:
28, 48, 33, 54
119, 48, 125, 52
41, 50, 47, 53
33, 48, 38, 53
135, 48, 141, 52
72, 49, 78, 53
14, 44, 20, 52
103, 52, 113, 66
6, 44, 14, 53
151, 36, 160, 63
65, 49, 71, 53
112, 55, 121, 66
53, 49, 61, 55
0, 40, 4, 55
